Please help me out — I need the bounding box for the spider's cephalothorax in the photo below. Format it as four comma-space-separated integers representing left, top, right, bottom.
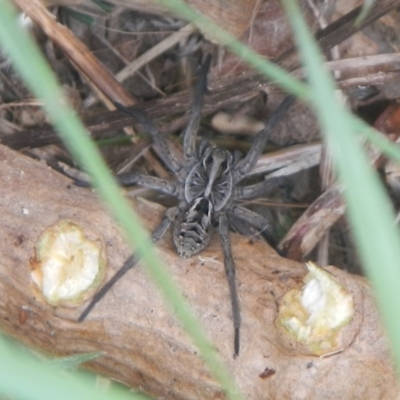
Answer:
185, 144, 234, 211
77, 54, 295, 357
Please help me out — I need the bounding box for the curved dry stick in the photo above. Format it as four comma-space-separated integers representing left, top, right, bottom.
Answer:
0, 144, 399, 399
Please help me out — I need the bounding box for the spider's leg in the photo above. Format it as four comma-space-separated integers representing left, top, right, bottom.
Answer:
234, 175, 287, 201
183, 54, 212, 164
73, 172, 178, 196
218, 213, 241, 358
114, 102, 182, 175
230, 205, 275, 245
232, 95, 296, 183
78, 207, 177, 322
117, 173, 179, 196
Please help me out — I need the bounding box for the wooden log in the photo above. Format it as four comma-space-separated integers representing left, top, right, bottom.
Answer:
0, 143, 399, 399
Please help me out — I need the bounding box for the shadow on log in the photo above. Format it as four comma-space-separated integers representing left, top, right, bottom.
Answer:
0, 143, 399, 399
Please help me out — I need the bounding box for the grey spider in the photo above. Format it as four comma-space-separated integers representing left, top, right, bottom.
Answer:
77, 55, 294, 357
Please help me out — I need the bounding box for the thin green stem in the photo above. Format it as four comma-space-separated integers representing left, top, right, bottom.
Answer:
0, 1, 242, 399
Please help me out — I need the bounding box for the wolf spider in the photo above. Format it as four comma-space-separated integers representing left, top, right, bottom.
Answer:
77, 55, 294, 357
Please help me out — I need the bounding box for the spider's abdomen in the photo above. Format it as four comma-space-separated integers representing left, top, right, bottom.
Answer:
173, 197, 213, 258
185, 145, 233, 211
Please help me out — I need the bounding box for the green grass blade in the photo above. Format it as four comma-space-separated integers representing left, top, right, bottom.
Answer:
160, 0, 400, 164
352, 117, 400, 163
355, 0, 376, 25
282, 0, 400, 368
0, 335, 143, 400
155, 0, 310, 99
0, 2, 242, 399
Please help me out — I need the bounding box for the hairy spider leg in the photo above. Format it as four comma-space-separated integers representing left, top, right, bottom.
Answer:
74, 172, 179, 197
78, 207, 178, 321
234, 176, 285, 201
231, 205, 274, 236
232, 95, 296, 183
114, 102, 183, 177
183, 54, 212, 164
218, 213, 241, 357
116, 173, 179, 196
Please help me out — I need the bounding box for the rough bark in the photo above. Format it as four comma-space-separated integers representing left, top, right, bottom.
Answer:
0, 143, 399, 399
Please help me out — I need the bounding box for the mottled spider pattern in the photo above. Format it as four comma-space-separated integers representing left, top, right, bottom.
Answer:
78, 55, 294, 357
